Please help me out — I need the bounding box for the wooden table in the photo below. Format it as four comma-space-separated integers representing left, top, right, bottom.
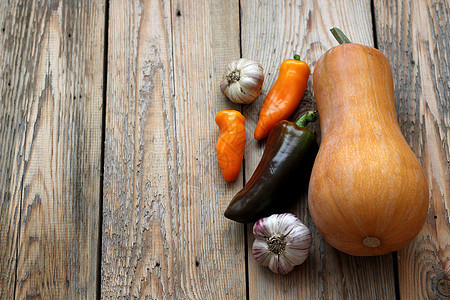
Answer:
1, 0, 448, 299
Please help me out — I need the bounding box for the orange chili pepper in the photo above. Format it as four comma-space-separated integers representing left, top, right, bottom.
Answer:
254, 55, 310, 140
215, 110, 246, 182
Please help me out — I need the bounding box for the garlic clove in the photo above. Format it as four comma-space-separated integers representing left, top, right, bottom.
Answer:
276, 213, 298, 234
252, 239, 271, 266
269, 254, 294, 275
253, 215, 272, 239
239, 76, 262, 99
284, 241, 311, 265
226, 83, 247, 104
236, 58, 255, 69
284, 223, 312, 265
285, 224, 312, 245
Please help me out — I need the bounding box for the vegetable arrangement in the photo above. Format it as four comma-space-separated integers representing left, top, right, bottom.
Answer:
214, 27, 428, 273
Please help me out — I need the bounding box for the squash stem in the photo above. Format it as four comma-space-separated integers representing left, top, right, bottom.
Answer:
330, 27, 351, 44
293, 54, 301, 61
296, 111, 318, 128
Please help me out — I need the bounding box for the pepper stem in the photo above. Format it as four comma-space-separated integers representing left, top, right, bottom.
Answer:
330, 27, 352, 44
293, 54, 301, 61
296, 111, 318, 128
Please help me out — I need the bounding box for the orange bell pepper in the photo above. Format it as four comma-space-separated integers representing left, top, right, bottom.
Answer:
254, 55, 310, 140
215, 110, 246, 182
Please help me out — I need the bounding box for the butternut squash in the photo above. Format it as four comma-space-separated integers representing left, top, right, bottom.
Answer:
308, 30, 429, 256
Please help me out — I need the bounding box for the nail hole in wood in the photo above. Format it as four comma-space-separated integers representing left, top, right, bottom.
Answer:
437, 278, 450, 297
195, 260, 199, 267
176, 10, 181, 17
155, 262, 160, 267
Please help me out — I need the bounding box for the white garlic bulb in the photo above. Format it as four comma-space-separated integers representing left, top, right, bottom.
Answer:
220, 58, 264, 104
252, 213, 312, 274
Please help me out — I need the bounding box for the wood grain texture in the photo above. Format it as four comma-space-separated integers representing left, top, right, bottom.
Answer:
241, 0, 396, 298
0, 0, 104, 299
374, 0, 449, 299
101, 0, 245, 298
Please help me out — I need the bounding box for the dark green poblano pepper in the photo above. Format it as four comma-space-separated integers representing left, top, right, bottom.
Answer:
224, 111, 318, 223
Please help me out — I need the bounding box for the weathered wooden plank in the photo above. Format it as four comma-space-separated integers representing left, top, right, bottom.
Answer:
374, 0, 449, 299
241, 0, 396, 298
0, 3, 24, 297
101, 0, 245, 298
0, 0, 105, 299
